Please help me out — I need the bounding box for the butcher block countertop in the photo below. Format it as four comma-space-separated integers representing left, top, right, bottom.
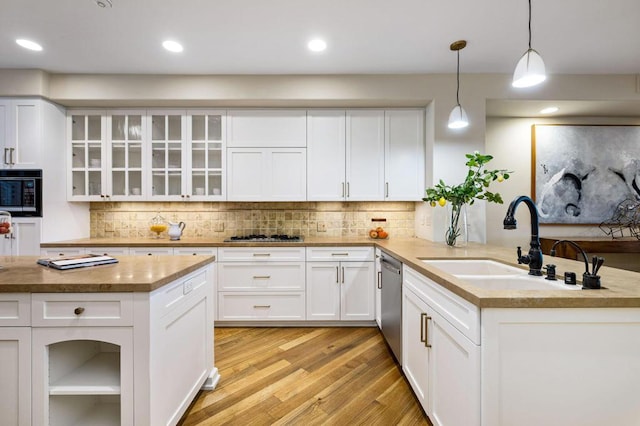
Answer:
0, 255, 214, 293
40, 236, 640, 308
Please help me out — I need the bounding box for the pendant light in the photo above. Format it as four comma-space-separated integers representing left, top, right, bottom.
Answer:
512, 0, 546, 88
448, 40, 469, 129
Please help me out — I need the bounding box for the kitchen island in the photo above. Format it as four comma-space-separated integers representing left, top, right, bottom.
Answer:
0, 255, 217, 426
41, 237, 640, 426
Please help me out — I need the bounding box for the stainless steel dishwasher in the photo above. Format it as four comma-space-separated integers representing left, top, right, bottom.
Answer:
380, 252, 402, 364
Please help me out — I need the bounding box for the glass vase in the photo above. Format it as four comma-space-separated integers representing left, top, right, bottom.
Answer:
445, 203, 468, 247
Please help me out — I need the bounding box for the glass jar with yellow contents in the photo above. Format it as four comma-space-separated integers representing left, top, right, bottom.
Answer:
149, 213, 168, 239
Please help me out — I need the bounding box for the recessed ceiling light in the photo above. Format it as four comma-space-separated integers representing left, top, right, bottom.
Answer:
16, 39, 43, 51
307, 39, 327, 52
162, 40, 183, 53
540, 106, 559, 114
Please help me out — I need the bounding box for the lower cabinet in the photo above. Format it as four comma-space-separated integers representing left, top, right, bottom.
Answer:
0, 218, 41, 256
306, 261, 375, 321
0, 327, 31, 426
402, 266, 480, 426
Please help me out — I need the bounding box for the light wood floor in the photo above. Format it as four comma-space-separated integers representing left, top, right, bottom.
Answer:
178, 327, 431, 426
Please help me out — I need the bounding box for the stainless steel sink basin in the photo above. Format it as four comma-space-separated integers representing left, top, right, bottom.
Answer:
422, 259, 525, 276
422, 259, 580, 291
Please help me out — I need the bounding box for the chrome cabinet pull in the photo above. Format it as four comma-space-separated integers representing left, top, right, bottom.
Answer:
74, 307, 85, 315
3, 148, 9, 165
10, 148, 15, 165
336, 266, 339, 283
385, 182, 389, 198
377, 271, 382, 289
253, 275, 271, 279
346, 182, 350, 197
253, 253, 271, 257
341, 182, 345, 197
253, 305, 271, 309
331, 253, 349, 257
341, 266, 345, 284
420, 313, 427, 343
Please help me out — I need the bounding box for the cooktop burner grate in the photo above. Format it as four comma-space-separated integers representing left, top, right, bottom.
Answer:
223, 234, 304, 242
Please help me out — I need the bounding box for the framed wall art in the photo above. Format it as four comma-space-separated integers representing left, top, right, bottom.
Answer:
532, 124, 640, 224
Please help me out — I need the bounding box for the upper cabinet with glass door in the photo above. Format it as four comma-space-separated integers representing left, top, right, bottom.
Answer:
149, 110, 187, 201
68, 111, 107, 201
107, 111, 145, 201
187, 110, 225, 200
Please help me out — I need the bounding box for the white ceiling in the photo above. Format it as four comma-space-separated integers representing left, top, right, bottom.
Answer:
1, 0, 640, 75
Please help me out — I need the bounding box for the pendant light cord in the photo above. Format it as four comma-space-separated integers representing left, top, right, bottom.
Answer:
456, 49, 461, 106
528, 0, 532, 49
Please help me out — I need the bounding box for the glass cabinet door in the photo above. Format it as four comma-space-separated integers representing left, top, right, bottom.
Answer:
150, 112, 186, 200
69, 112, 106, 199
188, 110, 225, 199
108, 112, 144, 199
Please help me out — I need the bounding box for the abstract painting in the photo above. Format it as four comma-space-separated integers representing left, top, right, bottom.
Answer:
532, 125, 640, 224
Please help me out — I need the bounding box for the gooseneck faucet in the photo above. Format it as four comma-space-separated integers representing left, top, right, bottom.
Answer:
550, 240, 590, 275
503, 195, 543, 276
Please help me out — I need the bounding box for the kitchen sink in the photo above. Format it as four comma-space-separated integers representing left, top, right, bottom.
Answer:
422, 259, 526, 276
422, 259, 580, 291
458, 275, 581, 291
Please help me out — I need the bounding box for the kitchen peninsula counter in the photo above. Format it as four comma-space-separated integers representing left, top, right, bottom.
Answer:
0, 255, 215, 293
41, 237, 640, 308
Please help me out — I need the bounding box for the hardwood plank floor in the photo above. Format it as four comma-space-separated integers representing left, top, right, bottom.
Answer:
178, 327, 432, 426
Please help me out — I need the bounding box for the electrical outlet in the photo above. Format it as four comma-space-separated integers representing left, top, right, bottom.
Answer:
317, 222, 327, 232
214, 222, 224, 232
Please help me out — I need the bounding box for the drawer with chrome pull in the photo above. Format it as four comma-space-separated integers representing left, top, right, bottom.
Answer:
218, 262, 305, 291
218, 292, 305, 320
31, 293, 134, 327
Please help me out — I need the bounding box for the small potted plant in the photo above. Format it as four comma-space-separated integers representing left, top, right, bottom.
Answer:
423, 152, 512, 246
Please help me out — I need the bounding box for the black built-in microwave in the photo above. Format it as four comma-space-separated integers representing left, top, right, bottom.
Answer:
0, 169, 42, 217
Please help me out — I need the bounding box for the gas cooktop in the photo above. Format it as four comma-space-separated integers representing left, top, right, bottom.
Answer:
223, 234, 304, 243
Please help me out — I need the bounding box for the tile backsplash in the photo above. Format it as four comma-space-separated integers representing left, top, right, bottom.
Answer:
90, 202, 416, 239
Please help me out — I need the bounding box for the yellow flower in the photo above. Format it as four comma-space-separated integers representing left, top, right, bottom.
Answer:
430, 201, 436, 207
438, 197, 446, 207
497, 174, 504, 182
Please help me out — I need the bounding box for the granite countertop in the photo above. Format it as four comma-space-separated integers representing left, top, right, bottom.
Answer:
40, 236, 640, 308
0, 255, 214, 293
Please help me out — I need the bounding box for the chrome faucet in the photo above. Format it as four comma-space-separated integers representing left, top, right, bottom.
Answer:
503, 195, 543, 276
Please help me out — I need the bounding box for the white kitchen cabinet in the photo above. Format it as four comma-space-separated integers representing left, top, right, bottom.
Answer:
384, 109, 425, 200
226, 109, 306, 148
107, 110, 146, 200
227, 147, 306, 201
346, 110, 385, 201
67, 110, 108, 200
307, 110, 346, 200
0, 98, 42, 169
217, 247, 305, 321
128, 246, 174, 256
0, 218, 41, 256
0, 292, 31, 426
173, 247, 217, 256
306, 247, 375, 321
187, 110, 225, 200
402, 265, 480, 426
307, 110, 387, 201
375, 248, 382, 328
148, 110, 187, 201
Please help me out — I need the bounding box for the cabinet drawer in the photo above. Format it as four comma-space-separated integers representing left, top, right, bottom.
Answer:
218, 247, 305, 262
306, 246, 373, 262
31, 293, 134, 327
218, 262, 304, 291
173, 247, 217, 256
128, 247, 174, 256
218, 292, 305, 320
403, 266, 480, 345
40, 247, 85, 257
0, 293, 31, 326
84, 246, 130, 256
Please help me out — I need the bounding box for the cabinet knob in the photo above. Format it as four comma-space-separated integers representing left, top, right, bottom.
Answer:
74, 307, 85, 315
